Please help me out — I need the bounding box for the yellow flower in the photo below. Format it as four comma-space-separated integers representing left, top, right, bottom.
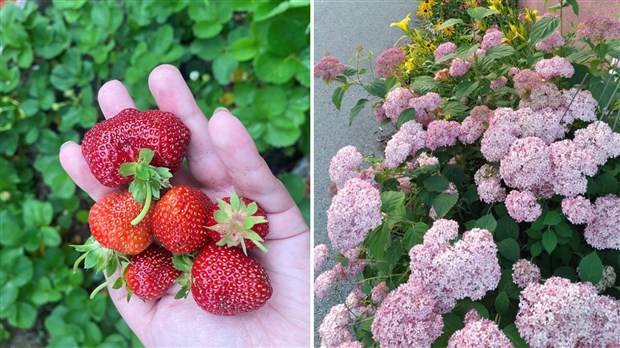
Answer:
524, 8, 540, 22
434, 20, 455, 37
405, 59, 416, 73
218, 92, 234, 106
417, 2, 433, 18
390, 13, 411, 32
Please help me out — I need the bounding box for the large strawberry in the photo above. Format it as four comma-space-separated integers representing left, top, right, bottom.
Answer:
73, 191, 153, 286
152, 185, 213, 254
190, 244, 272, 316
206, 193, 269, 255
81, 108, 190, 224
124, 244, 182, 301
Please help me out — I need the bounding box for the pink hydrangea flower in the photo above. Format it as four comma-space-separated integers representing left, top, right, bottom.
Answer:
375, 47, 406, 77
329, 146, 363, 190
513, 69, 543, 95
548, 139, 598, 197
561, 196, 593, 225
519, 83, 562, 111
345, 290, 371, 319
315, 56, 346, 82
416, 152, 440, 168
490, 76, 508, 90
409, 92, 443, 126
488, 107, 519, 128
505, 190, 542, 222
341, 247, 366, 278
384, 87, 416, 122
535, 56, 575, 79
584, 195, 620, 250
315, 267, 340, 299
459, 105, 491, 144
319, 304, 351, 347
384, 120, 426, 168
560, 88, 598, 123
514, 107, 566, 144
448, 309, 514, 348
371, 282, 444, 348
577, 15, 620, 41
371, 282, 389, 304
508, 67, 520, 76
475, 164, 507, 203
398, 177, 412, 194
512, 259, 541, 289
573, 121, 620, 166
337, 341, 364, 348
314, 244, 329, 272
449, 58, 472, 77
373, 103, 387, 123
434, 42, 457, 62
481, 27, 503, 50
500, 137, 552, 191
481, 124, 519, 162
409, 221, 501, 312
535, 31, 565, 52
425, 120, 461, 150
327, 178, 382, 249
516, 277, 620, 348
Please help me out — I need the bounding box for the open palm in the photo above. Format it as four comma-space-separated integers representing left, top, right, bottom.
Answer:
59, 65, 310, 347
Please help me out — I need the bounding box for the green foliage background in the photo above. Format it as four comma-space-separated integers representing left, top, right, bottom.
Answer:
0, 0, 310, 346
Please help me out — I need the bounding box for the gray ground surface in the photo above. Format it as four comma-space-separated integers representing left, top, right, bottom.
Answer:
313, 1, 417, 345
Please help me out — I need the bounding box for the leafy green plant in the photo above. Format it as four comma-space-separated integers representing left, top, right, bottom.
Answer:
0, 0, 309, 345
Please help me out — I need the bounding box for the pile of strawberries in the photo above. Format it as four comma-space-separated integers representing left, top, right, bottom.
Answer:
73, 108, 272, 316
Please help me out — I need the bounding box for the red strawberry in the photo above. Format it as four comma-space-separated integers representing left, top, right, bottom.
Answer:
207, 193, 269, 254
89, 191, 153, 255
124, 244, 182, 301
81, 108, 190, 188
190, 244, 272, 316
152, 185, 213, 254
82, 109, 190, 225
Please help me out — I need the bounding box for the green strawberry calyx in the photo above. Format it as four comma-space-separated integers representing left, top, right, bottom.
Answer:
172, 254, 194, 299
118, 148, 172, 225
71, 236, 129, 298
208, 193, 269, 255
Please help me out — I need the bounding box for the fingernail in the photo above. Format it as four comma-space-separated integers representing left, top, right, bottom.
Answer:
213, 107, 230, 114
60, 141, 73, 151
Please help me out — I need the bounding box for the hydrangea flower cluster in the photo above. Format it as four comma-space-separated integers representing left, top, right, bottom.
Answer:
548, 139, 598, 197
481, 124, 520, 162
513, 69, 543, 95
577, 15, 620, 41
375, 47, 406, 77
314, 244, 329, 272
584, 194, 620, 250
447, 309, 514, 348
383, 87, 416, 122
371, 282, 444, 348
573, 121, 620, 166
314, 56, 346, 82
319, 304, 352, 347
459, 105, 491, 144
519, 83, 562, 111
373, 102, 387, 123
534, 56, 575, 80
595, 265, 618, 292
490, 76, 507, 90
329, 146, 363, 190
415, 152, 439, 168
560, 88, 597, 123
327, 178, 382, 250
511, 259, 541, 289
434, 42, 457, 62
474, 164, 507, 203
516, 277, 620, 347
561, 196, 593, 225
481, 27, 503, 50
500, 137, 552, 191
371, 282, 388, 304
425, 120, 461, 150
514, 107, 566, 144
409, 92, 443, 126
408, 220, 501, 312
505, 190, 541, 222
449, 58, 472, 77
345, 290, 372, 319
534, 31, 565, 52
384, 120, 426, 168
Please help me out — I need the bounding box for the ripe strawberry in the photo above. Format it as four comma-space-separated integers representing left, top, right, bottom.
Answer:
124, 244, 182, 301
152, 185, 213, 254
82, 108, 190, 225
81, 108, 190, 188
190, 244, 272, 316
89, 191, 153, 255
207, 193, 269, 254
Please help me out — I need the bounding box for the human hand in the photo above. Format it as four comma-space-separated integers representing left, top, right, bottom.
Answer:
59, 65, 310, 347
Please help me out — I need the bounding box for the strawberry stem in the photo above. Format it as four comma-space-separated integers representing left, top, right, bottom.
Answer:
131, 184, 151, 226
90, 277, 118, 299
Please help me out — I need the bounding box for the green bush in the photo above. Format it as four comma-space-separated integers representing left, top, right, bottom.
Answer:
0, 0, 309, 346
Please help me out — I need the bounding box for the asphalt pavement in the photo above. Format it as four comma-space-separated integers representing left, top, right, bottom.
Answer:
313, 1, 418, 345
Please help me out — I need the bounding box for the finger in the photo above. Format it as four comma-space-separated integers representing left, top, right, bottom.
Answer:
104, 270, 154, 336
59, 142, 115, 201
207, 109, 298, 215
147, 64, 230, 190
97, 80, 136, 119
